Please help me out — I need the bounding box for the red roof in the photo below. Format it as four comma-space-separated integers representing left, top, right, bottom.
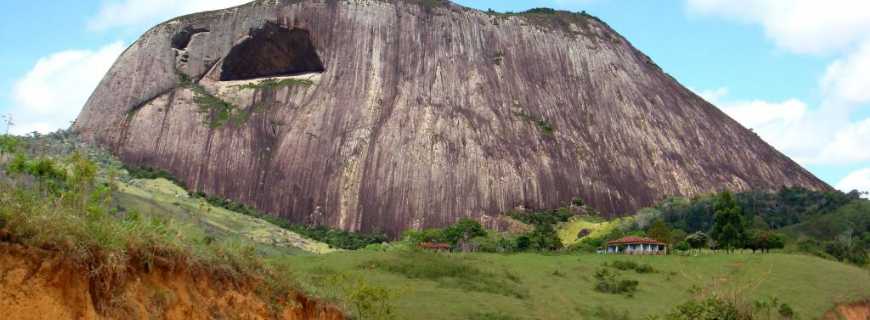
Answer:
607, 236, 665, 245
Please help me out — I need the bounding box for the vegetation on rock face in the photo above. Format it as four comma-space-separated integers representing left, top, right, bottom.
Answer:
232, 78, 314, 91
513, 111, 555, 136
176, 73, 265, 128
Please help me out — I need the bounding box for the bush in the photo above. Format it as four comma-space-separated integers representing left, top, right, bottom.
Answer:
593, 268, 638, 297
442, 218, 487, 245
663, 297, 748, 320
674, 241, 690, 251
607, 260, 656, 274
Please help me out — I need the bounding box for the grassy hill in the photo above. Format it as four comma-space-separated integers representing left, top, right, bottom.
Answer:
115, 177, 334, 254
274, 250, 869, 320
1, 132, 868, 320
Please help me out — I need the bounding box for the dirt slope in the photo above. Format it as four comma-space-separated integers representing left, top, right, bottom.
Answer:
0, 243, 343, 320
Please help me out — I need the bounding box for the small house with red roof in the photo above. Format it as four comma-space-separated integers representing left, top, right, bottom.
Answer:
605, 236, 667, 255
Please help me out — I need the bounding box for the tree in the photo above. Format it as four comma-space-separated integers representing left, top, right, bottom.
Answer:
527, 223, 563, 251
686, 231, 708, 253
442, 218, 486, 245
711, 191, 747, 253
746, 231, 784, 253
647, 219, 673, 244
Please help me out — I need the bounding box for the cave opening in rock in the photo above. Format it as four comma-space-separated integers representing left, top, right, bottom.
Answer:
220, 22, 325, 81
172, 26, 210, 50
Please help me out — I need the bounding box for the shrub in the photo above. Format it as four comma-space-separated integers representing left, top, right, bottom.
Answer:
607, 260, 655, 274
593, 268, 638, 297
0, 135, 23, 154
778, 303, 795, 319
663, 297, 748, 320
442, 218, 487, 245
674, 241, 690, 252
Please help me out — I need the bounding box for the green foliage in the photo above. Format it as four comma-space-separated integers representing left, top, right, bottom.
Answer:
525, 223, 563, 251
662, 296, 749, 320
0, 135, 23, 154
647, 219, 672, 244
512, 111, 555, 135
606, 260, 656, 274
685, 232, 709, 251
779, 199, 870, 265
712, 191, 747, 251
192, 192, 387, 250
362, 251, 528, 299
124, 165, 185, 187
0, 150, 301, 310
288, 224, 388, 251
442, 218, 487, 245
593, 268, 639, 297
509, 208, 574, 226
178, 73, 262, 128
304, 271, 396, 320
745, 231, 785, 253
232, 78, 314, 91
523, 8, 558, 14
673, 241, 690, 251
469, 233, 523, 253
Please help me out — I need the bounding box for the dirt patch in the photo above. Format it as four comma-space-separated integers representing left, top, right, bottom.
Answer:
825, 300, 870, 320
0, 243, 343, 320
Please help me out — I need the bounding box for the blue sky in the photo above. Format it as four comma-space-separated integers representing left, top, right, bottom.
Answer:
1, 0, 869, 194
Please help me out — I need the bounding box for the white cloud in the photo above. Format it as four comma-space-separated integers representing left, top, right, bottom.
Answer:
8, 42, 126, 135
88, 0, 250, 30
688, 0, 870, 168
817, 119, 870, 165
822, 42, 870, 105
698, 88, 842, 165
836, 168, 870, 196
686, 0, 870, 55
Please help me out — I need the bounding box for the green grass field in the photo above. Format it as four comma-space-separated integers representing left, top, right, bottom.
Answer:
275, 250, 870, 320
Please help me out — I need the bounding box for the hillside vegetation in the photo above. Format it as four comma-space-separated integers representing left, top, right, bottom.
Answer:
0, 132, 868, 320
279, 250, 870, 320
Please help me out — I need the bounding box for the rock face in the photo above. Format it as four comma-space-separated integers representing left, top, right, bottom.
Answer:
74, 0, 829, 236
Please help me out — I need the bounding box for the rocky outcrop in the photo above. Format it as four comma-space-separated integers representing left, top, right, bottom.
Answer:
74, 0, 829, 236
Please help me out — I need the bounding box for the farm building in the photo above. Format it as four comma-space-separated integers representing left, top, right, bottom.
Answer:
604, 236, 667, 255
